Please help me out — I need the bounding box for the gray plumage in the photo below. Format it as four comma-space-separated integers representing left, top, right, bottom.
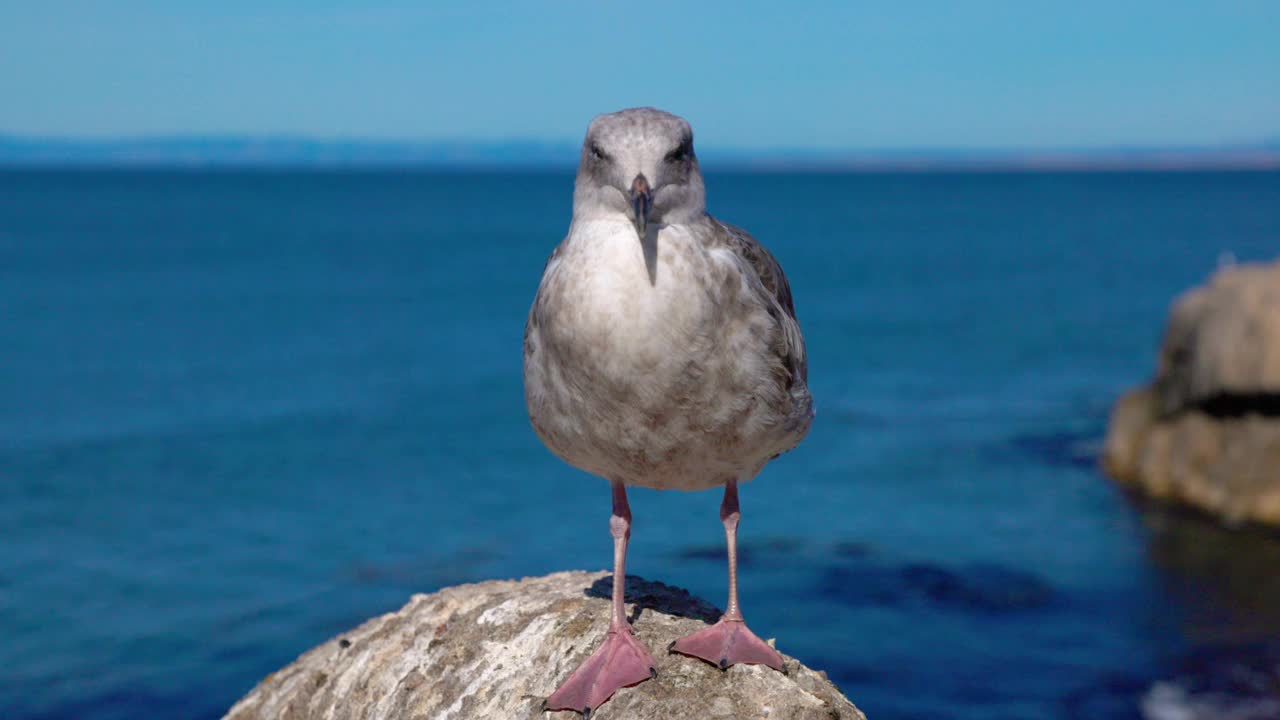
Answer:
523, 107, 812, 491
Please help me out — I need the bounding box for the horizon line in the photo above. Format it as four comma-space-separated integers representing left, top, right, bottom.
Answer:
2, 131, 1278, 152
1, 133, 1278, 171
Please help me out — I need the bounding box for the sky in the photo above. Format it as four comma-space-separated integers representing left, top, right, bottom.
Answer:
1, 1, 1278, 150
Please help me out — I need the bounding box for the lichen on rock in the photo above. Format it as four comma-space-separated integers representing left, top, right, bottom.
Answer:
223, 571, 865, 720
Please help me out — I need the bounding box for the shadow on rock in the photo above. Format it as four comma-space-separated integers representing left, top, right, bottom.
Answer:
584, 574, 721, 624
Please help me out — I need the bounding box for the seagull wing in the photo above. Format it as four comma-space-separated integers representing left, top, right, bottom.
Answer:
709, 219, 809, 390
524, 237, 566, 360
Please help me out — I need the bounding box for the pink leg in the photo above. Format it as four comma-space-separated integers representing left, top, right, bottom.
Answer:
546, 481, 656, 715
669, 479, 784, 671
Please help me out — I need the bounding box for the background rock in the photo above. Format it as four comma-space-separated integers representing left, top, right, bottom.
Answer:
1155, 260, 1280, 414
224, 571, 866, 720
1103, 259, 1280, 527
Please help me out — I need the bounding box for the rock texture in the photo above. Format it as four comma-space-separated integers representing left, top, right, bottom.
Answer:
1154, 261, 1280, 414
224, 571, 866, 720
1103, 260, 1280, 527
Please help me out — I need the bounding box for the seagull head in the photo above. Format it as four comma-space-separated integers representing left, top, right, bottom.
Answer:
573, 107, 706, 238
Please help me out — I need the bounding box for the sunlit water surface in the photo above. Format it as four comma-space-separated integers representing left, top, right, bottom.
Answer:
2, 169, 1279, 720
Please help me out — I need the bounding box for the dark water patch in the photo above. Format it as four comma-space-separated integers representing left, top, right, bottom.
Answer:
674, 536, 808, 567
1059, 672, 1152, 720
6, 685, 224, 720
339, 546, 500, 590
1139, 504, 1280, 643
900, 563, 1053, 612
999, 426, 1104, 471
818, 559, 1053, 613
831, 540, 874, 558
1124, 487, 1280, 539
677, 544, 734, 562
1123, 506, 1280, 719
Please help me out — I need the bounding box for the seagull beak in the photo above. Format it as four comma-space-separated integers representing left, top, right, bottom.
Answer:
630, 174, 652, 238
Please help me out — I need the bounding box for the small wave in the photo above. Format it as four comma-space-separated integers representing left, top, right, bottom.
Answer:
1142, 681, 1280, 720
1142, 642, 1280, 720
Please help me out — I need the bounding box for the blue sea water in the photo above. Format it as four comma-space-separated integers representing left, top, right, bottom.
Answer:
1, 169, 1279, 720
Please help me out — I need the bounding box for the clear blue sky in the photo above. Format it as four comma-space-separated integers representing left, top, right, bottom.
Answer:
1, 1, 1277, 149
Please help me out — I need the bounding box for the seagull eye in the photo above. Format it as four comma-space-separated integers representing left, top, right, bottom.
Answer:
665, 143, 690, 163
590, 144, 607, 161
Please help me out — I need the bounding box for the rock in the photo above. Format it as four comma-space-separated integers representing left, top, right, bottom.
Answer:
223, 571, 866, 720
1103, 259, 1280, 527
1103, 387, 1280, 524
1155, 260, 1280, 413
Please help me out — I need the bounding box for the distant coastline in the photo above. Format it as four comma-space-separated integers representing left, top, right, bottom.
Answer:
1, 134, 1278, 171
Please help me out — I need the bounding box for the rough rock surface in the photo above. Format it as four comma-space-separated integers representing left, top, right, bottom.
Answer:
1155, 260, 1280, 413
224, 571, 866, 720
1103, 260, 1280, 527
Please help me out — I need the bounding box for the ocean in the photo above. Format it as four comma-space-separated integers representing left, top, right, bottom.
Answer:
2, 169, 1279, 720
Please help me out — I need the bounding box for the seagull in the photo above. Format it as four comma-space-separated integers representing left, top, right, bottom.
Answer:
523, 107, 813, 715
